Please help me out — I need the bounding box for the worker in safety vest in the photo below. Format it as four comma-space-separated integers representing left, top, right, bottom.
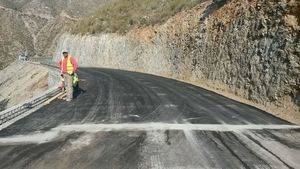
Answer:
59, 51, 78, 102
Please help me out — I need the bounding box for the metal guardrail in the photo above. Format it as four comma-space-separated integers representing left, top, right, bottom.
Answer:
0, 59, 61, 127
0, 87, 60, 126
30, 57, 55, 66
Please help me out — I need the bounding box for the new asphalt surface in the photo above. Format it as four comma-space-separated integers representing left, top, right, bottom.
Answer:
0, 68, 299, 169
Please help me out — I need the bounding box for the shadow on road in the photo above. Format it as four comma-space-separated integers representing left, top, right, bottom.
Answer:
73, 85, 86, 99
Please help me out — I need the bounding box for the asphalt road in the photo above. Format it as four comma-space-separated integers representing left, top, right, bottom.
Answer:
0, 68, 299, 169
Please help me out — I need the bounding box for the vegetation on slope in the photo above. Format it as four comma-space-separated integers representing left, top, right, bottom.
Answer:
71, 0, 205, 34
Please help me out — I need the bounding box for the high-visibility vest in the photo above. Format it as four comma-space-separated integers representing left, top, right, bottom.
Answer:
61, 55, 74, 74
66, 55, 74, 74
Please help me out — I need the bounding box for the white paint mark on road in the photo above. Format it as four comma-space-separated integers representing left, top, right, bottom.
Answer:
35, 123, 300, 132
164, 104, 177, 108
124, 114, 140, 118
0, 123, 299, 145
0, 131, 60, 144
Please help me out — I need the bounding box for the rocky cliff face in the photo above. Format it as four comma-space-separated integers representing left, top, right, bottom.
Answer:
54, 0, 299, 122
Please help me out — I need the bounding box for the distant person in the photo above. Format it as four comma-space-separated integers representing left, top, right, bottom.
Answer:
59, 51, 78, 102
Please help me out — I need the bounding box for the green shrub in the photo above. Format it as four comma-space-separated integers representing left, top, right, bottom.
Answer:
71, 0, 204, 35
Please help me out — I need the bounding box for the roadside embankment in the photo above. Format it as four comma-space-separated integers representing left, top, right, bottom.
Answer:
53, 0, 300, 124
0, 61, 50, 111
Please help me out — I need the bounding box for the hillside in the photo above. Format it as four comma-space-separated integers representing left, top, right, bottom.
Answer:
55, 0, 300, 123
71, 0, 206, 34
0, 5, 68, 69
0, 0, 111, 69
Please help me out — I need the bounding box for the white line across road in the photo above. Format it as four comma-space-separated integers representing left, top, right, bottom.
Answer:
0, 123, 299, 145
53, 123, 300, 132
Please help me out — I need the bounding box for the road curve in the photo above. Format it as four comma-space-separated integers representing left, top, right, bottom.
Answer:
0, 68, 299, 169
